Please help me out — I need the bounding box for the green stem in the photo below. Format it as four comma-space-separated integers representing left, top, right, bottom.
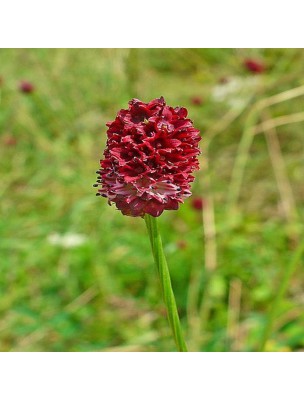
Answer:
258, 239, 304, 351
144, 214, 188, 352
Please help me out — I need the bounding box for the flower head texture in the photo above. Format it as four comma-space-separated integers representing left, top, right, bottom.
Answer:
95, 97, 201, 217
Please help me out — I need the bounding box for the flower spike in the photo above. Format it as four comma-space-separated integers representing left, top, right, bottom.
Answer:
95, 97, 201, 217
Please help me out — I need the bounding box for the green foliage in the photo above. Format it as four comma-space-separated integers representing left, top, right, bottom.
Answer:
0, 49, 303, 351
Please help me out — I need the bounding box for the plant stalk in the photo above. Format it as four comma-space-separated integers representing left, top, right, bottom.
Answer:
144, 214, 188, 352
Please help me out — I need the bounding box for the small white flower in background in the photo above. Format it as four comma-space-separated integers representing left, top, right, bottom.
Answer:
47, 232, 87, 248
211, 76, 261, 110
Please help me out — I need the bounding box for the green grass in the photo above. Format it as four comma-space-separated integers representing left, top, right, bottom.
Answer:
0, 48, 304, 351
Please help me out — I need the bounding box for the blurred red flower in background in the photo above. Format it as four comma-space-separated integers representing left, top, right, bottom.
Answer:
191, 197, 204, 211
243, 58, 265, 74
19, 80, 35, 94
95, 97, 201, 217
177, 240, 187, 250
190, 96, 203, 106
3, 134, 17, 146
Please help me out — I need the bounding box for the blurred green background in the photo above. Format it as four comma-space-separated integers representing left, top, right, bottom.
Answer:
0, 49, 304, 351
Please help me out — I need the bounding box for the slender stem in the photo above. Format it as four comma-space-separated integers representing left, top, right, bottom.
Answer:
144, 214, 188, 352
258, 239, 304, 351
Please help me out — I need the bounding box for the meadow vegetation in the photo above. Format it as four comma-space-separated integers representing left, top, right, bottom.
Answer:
1, 48, 304, 351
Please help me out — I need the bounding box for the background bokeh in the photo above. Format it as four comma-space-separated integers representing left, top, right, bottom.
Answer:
1, 48, 303, 351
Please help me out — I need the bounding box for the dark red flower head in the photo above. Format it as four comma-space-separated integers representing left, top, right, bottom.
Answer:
95, 97, 201, 217
19, 80, 34, 94
243, 58, 265, 74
